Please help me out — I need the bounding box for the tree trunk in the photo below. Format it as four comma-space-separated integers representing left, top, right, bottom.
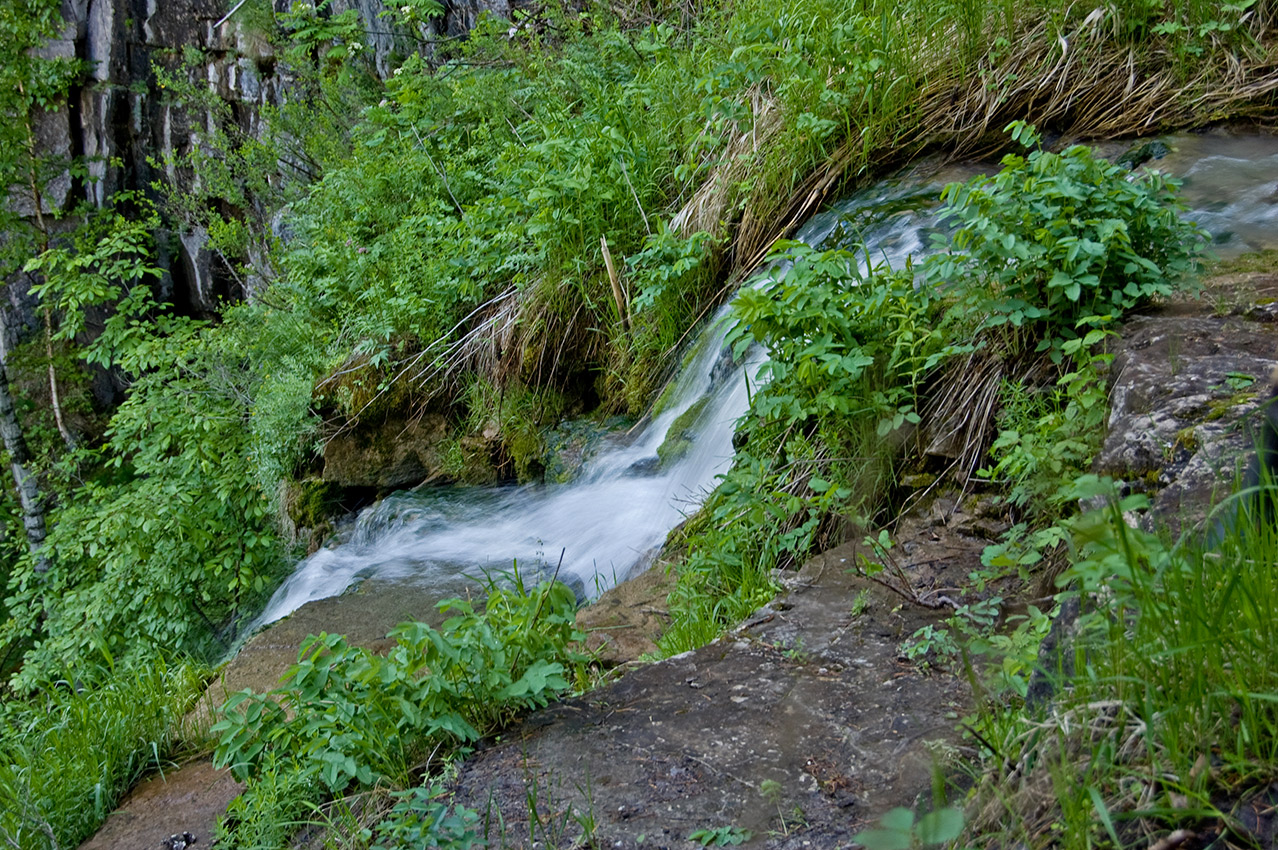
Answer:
42, 307, 76, 452
0, 357, 48, 573
24, 105, 77, 453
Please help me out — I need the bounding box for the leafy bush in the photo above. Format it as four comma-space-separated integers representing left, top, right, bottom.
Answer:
365, 782, 482, 850
979, 346, 1113, 515
213, 578, 586, 845
925, 121, 1205, 360
4, 305, 300, 687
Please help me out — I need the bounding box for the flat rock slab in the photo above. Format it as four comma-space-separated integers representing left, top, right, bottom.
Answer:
451, 544, 975, 849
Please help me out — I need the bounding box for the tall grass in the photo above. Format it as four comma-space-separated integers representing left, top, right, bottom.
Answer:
0, 656, 209, 850
966, 487, 1278, 848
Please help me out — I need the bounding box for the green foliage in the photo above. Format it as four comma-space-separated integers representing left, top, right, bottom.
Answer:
3, 299, 316, 688
25, 195, 170, 371
0, 654, 208, 850
662, 244, 949, 654
925, 121, 1205, 361
979, 347, 1113, 515
365, 782, 481, 850
852, 806, 966, 850
213, 578, 585, 844
278, 1, 368, 69
688, 825, 753, 846
216, 750, 317, 850
732, 243, 944, 432
965, 479, 1278, 848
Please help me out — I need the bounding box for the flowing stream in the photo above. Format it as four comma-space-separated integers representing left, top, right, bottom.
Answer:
252, 131, 1278, 630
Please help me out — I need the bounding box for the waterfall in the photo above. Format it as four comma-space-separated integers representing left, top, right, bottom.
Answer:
251, 134, 1278, 629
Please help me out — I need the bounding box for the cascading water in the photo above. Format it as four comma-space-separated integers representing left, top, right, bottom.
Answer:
252, 172, 957, 628
252, 133, 1278, 630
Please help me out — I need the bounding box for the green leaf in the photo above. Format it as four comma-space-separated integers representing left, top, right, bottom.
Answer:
851, 828, 912, 850
915, 808, 965, 844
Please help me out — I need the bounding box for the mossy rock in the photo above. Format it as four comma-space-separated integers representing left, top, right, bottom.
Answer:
1115, 138, 1171, 170
506, 425, 546, 482
656, 397, 710, 466
1206, 391, 1259, 422
285, 479, 343, 530
542, 417, 631, 484
446, 435, 500, 485
1212, 248, 1278, 276
316, 351, 418, 423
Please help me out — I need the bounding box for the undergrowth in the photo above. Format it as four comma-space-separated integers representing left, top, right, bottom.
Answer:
0, 654, 209, 850
961, 480, 1278, 849
661, 243, 952, 653
211, 574, 587, 848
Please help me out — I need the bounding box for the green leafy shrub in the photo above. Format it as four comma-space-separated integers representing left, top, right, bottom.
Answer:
365, 782, 481, 850
852, 806, 965, 850
662, 244, 950, 653
979, 346, 1113, 515
213, 578, 586, 844
925, 121, 1205, 361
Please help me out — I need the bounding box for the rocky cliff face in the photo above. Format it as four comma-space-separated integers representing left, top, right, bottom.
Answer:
9, 0, 509, 345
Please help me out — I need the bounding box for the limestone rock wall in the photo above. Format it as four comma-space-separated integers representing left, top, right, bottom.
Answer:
5, 0, 511, 353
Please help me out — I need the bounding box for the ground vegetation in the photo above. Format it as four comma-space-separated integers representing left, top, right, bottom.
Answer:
0, 0, 1275, 845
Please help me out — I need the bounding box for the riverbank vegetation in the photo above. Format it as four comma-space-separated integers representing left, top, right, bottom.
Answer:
1, 0, 1276, 845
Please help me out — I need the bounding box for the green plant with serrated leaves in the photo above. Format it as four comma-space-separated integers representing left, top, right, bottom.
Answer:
364, 782, 482, 850
661, 242, 954, 654
979, 346, 1113, 517
688, 824, 753, 846
925, 121, 1205, 362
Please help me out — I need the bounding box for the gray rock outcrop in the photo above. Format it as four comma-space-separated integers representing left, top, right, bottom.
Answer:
6, 0, 516, 347
1097, 280, 1278, 534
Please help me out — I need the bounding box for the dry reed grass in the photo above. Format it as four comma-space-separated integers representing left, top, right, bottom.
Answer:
671, 86, 784, 240
719, 11, 1278, 286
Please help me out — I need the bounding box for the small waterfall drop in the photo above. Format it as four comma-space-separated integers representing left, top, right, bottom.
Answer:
252, 133, 1278, 629
252, 172, 955, 628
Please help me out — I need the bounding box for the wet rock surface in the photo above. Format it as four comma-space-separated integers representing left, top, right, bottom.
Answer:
1097, 272, 1278, 533
449, 530, 986, 849
322, 412, 452, 489
575, 562, 675, 667
77, 760, 242, 850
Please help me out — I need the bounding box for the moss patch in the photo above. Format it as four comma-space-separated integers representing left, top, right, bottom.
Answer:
1206, 391, 1259, 422
656, 397, 711, 466
286, 479, 343, 530
1210, 248, 1278, 276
